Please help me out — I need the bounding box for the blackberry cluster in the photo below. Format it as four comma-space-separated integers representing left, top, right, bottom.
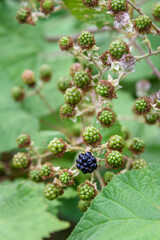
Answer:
133, 15, 152, 34
78, 200, 90, 212
17, 133, 31, 148
57, 77, 71, 92
108, 135, 124, 152
59, 36, 73, 51
78, 181, 96, 201
48, 138, 66, 157
97, 108, 116, 127
133, 97, 151, 115
76, 152, 97, 174
129, 137, 145, 155
83, 127, 101, 146
70, 63, 84, 77
74, 71, 91, 88
60, 104, 75, 118
78, 31, 95, 49
82, 0, 98, 8
41, 163, 52, 177
30, 169, 42, 182
153, 3, 160, 21
132, 159, 148, 170
109, 0, 128, 13
44, 183, 63, 200
40, 64, 52, 82
106, 150, 123, 168
59, 169, 73, 185
96, 80, 115, 99
145, 112, 158, 125
11, 86, 25, 102
109, 40, 128, 59
12, 152, 30, 169
64, 87, 81, 105
22, 70, 35, 87
40, 0, 54, 14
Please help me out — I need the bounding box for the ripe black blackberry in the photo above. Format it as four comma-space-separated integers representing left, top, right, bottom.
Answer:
76, 152, 97, 174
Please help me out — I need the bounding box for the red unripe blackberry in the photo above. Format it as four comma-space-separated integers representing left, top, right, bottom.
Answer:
22, 70, 35, 87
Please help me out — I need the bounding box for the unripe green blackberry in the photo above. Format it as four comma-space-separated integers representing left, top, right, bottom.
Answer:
129, 137, 145, 155
64, 87, 81, 105
40, 64, 52, 82
133, 97, 151, 115
96, 80, 115, 99
78, 181, 97, 201
12, 152, 31, 169
16, 8, 30, 23
59, 36, 74, 51
59, 169, 73, 185
103, 171, 114, 184
22, 69, 35, 87
106, 150, 123, 168
109, 40, 128, 60
78, 31, 95, 50
145, 112, 158, 125
108, 0, 128, 13
48, 138, 66, 157
60, 104, 76, 118
108, 135, 124, 152
78, 200, 90, 212
132, 159, 148, 170
74, 70, 91, 88
133, 15, 152, 34
153, 3, 160, 21
17, 133, 31, 148
83, 126, 102, 147
44, 183, 63, 200
57, 77, 72, 92
70, 63, 84, 77
100, 51, 112, 66
97, 108, 116, 128
11, 86, 25, 102
40, 0, 54, 14
41, 162, 53, 177
30, 169, 42, 182
82, 0, 98, 8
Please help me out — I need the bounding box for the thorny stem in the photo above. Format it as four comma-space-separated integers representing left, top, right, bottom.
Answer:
135, 50, 160, 60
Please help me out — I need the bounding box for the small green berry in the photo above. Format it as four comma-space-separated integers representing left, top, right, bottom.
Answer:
40, 0, 54, 14
78, 31, 95, 49
133, 97, 151, 115
145, 112, 158, 125
11, 86, 25, 102
153, 3, 160, 21
96, 80, 115, 99
44, 183, 63, 200
60, 104, 76, 118
106, 150, 123, 168
78, 200, 90, 212
17, 133, 31, 148
64, 87, 81, 105
59, 36, 74, 51
59, 169, 73, 185
97, 108, 116, 128
78, 181, 97, 201
129, 137, 145, 155
22, 70, 35, 87
108, 135, 124, 152
103, 171, 114, 184
132, 159, 148, 170
74, 70, 91, 88
109, 0, 128, 13
82, 0, 98, 8
133, 15, 152, 34
30, 169, 42, 182
109, 40, 128, 59
57, 77, 71, 92
16, 8, 30, 23
41, 163, 53, 177
83, 126, 101, 146
40, 64, 52, 82
48, 138, 66, 157
70, 63, 84, 77
12, 152, 30, 169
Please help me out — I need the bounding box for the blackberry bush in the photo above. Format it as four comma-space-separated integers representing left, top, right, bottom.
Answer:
132, 159, 148, 170
76, 152, 97, 174
12, 152, 30, 169
78, 181, 97, 201
129, 137, 145, 155
74, 70, 91, 88
64, 87, 81, 105
78, 31, 95, 49
83, 127, 101, 147
44, 183, 63, 200
108, 135, 124, 152
109, 40, 129, 59
97, 108, 116, 127
106, 150, 123, 168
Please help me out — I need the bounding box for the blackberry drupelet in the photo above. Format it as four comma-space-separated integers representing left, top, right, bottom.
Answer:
76, 152, 97, 174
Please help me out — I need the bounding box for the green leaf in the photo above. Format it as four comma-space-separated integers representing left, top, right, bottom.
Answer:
63, 0, 113, 27
68, 165, 160, 240
0, 180, 69, 240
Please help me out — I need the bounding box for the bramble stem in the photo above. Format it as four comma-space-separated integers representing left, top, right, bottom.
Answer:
95, 170, 105, 189
135, 50, 160, 60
